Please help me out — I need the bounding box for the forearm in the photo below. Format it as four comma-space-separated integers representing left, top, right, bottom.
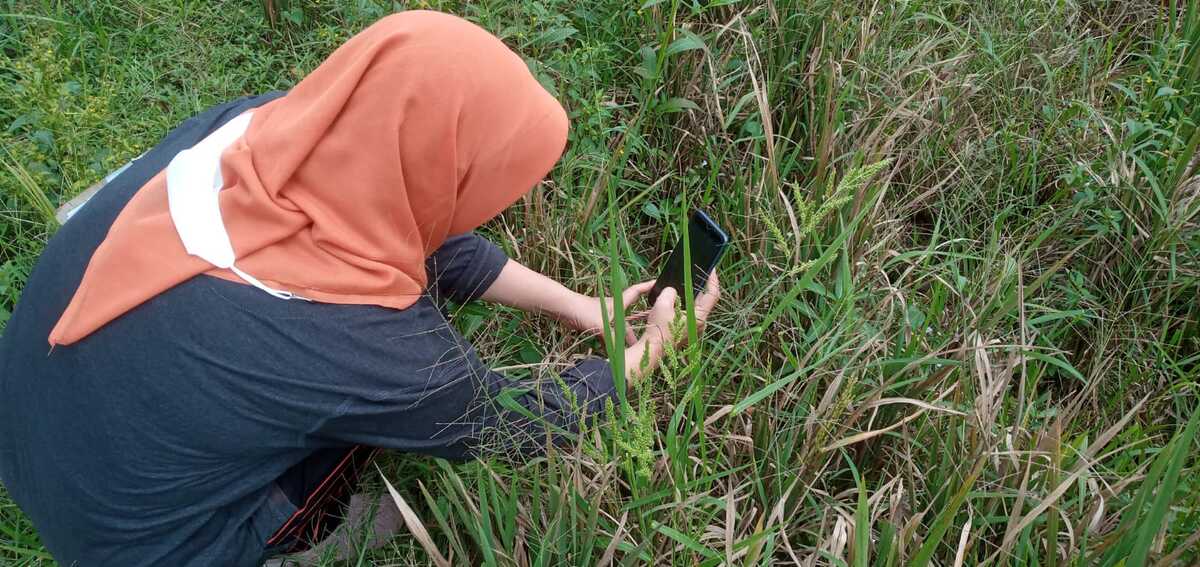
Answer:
480, 258, 672, 383
479, 258, 582, 318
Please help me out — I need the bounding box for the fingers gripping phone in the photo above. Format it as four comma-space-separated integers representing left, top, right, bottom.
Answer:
649, 209, 729, 304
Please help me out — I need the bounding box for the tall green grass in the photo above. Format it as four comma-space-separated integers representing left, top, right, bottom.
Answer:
2, 0, 1198, 565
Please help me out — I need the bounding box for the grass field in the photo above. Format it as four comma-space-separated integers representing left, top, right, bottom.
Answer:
2, 0, 1199, 565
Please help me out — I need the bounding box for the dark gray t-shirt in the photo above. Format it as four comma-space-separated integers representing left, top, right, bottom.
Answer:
0, 93, 614, 567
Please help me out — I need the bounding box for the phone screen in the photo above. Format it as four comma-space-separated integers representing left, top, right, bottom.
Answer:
649, 211, 728, 304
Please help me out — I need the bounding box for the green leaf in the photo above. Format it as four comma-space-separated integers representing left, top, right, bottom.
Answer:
642, 201, 662, 220
910, 459, 985, 567
8, 111, 41, 133
666, 30, 706, 57
653, 521, 721, 561
534, 25, 577, 46
876, 521, 897, 567
1125, 119, 1149, 137
1126, 408, 1200, 566
283, 6, 303, 25
848, 455, 870, 567
635, 45, 658, 80
1024, 350, 1085, 383
658, 97, 700, 114
1154, 86, 1178, 97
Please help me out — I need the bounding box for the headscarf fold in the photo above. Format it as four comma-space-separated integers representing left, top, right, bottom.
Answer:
50, 11, 568, 345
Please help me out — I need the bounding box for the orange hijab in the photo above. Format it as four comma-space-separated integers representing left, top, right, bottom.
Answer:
49, 11, 568, 346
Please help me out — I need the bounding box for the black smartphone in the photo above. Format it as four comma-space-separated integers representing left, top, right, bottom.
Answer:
649, 209, 729, 304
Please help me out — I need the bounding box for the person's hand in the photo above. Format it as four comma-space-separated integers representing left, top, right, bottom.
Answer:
625, 272, 721, 381
553, 280, 656, 345
641, 272, 721, 346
